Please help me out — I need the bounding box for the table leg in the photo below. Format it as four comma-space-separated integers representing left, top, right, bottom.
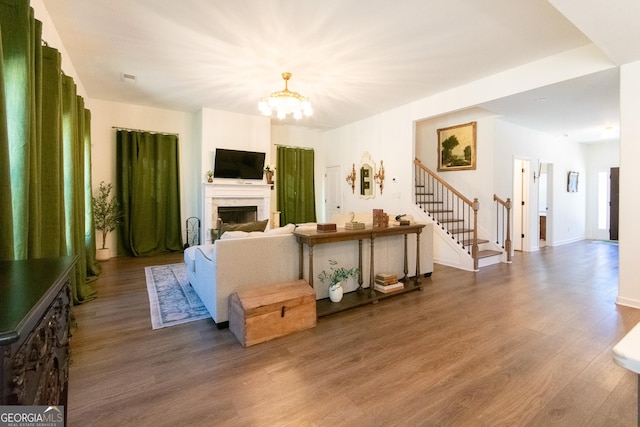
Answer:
369, 237, 377, 301
416, 229, 422, 290
357, 239, 363, 291
298, 240, 304, 280
403, 234, 409, 281
308, 244, 314, 288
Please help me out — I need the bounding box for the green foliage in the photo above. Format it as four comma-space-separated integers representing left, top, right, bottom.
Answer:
317, 259, 359, 288
92, 181, 122, 249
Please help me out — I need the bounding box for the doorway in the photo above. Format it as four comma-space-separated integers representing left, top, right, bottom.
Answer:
610, 167, 619, 241
324, 165, 342, 222
513, 158, 531, 252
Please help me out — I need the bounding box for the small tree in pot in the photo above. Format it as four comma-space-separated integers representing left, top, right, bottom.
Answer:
92, 181, 122, 260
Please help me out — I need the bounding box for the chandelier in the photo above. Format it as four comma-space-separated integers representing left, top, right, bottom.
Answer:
258, 72, 312, 120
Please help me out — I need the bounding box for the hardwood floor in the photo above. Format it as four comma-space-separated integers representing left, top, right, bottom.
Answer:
68, 241, 639, 426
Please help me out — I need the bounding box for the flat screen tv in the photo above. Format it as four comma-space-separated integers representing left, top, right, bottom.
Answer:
213, 148, 266, 180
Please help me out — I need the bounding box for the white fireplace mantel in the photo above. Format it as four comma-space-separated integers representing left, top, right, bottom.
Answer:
202, 181, 271, 244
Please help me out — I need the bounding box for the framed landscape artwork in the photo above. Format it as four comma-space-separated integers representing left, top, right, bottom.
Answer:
437, 121, 477, 171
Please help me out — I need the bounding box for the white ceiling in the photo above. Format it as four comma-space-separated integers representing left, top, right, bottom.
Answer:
42, 0, 637, 140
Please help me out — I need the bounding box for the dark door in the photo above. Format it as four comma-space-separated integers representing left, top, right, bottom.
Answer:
610, 167, 619, 241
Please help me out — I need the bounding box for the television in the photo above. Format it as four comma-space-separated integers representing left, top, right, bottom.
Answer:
213, 148, 266, 180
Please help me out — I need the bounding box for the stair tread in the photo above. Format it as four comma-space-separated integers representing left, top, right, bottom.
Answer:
437, 218, 464, 223
478, 250, 502, 259
461, 239, 490, 246
448, 228, 473, 234
429, 209, 453, 213
417, 201, 443, 204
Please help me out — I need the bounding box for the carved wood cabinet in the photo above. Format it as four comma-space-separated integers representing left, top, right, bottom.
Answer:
0, 256, 76, 407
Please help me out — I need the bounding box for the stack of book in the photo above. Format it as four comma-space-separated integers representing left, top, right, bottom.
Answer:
372, 209, 389, 227
344, 221, 365, 230
373, 273, 404, 293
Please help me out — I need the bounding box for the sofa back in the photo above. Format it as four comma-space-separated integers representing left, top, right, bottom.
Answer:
209, 233, 299, 322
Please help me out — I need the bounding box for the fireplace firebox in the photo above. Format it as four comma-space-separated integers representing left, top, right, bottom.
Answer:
217, 206, 258, 225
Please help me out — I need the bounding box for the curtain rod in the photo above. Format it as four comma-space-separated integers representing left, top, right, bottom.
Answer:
112, 126, 179, 137
275, 144, 314, 150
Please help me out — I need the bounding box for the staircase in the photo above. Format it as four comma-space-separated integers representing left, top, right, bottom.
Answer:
414, 158, 511, 271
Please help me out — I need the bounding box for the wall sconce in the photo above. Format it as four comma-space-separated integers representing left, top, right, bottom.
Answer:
374, 160, 385, 194
345, 163, 356, 194
533, 162, 542, 183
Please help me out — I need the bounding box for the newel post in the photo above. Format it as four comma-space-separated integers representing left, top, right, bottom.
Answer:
505, 198, 512, 262
472, 198, 479, 271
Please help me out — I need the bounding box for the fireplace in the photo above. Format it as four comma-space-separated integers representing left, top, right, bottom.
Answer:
202, 182, 271, 244
218, 206, 258, 225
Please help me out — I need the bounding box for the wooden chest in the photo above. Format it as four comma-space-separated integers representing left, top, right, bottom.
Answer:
229, 280, 316, 347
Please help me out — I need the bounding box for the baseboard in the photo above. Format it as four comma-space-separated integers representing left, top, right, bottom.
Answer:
616, 296, 640, 310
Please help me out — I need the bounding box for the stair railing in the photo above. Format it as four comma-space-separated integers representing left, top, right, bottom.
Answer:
493, 194, 512, 263
414, 158, 480, 270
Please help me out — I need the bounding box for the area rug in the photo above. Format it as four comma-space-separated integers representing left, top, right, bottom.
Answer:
144, 263, 210, 329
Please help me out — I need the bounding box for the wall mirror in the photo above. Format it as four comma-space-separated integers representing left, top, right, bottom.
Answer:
359, 152, 375, 199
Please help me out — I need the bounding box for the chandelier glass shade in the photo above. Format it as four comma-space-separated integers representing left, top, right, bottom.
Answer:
258, 72, 312, 120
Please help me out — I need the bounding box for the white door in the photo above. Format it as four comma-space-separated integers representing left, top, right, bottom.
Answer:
324, 166, 342, 222
513, 158, 531, 251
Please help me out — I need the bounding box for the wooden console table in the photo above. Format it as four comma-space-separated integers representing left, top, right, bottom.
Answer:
294, 224, 426, 316
0, 256, 77, 411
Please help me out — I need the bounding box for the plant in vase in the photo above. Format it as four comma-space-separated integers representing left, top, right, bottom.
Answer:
263, 164, 275, 184
317, 259, 359, 302
206, 170, 214, 182
92, 181, 122, 261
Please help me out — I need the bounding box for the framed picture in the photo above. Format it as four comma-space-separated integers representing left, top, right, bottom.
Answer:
437, 121, 477, 171
567, 171, 579, 192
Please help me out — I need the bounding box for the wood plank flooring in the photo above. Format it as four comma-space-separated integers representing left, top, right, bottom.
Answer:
67, 240, 639, 426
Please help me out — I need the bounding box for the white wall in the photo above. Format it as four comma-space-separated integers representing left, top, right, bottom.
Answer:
414, 108, 499, 239
494, 120, 587, 247
90, 100, 196, 254
270, 124, 326, 222
584, 141, 620, 239
618, 60, 640, 308
321, 105, 415, 217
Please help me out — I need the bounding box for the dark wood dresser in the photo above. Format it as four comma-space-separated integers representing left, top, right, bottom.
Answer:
0, 256, 77, 407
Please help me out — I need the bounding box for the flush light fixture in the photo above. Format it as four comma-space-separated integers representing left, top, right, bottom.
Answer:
258, 72, 312, 120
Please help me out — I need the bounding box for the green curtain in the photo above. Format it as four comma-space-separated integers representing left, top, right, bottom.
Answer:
276, 146, 316, 225
116, 130, 183, 256
0, 0, 96, 303
84, 109, 99, 278
0, 28, 14, 259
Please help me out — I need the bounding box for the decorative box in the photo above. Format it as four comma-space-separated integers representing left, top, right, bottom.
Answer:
316, 223, 337, 232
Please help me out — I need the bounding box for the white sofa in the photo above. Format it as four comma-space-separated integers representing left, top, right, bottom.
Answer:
184, 224, 299, 325
184, 213, 433, 325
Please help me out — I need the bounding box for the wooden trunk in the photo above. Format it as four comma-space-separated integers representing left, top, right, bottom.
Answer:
229, 280, 316, 347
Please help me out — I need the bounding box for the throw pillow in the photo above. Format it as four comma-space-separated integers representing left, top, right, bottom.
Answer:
219, 219, 269, 237
266, 223, 296, 235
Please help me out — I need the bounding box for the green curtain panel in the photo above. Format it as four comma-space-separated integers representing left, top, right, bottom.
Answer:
0, 29, 14, 259
0, 0, 96, 303
116, 130, 183, 256
84, 109, 99, 278
276, 146, 316, 225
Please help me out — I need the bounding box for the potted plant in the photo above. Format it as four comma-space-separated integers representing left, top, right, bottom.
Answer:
263, 164, 275, 184
206, 170, 214, 182
92, 181, 122, 261
317, 260, 359, 302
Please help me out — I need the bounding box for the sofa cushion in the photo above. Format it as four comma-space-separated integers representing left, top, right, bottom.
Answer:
266, 223, 296, 235
221, 230, 259, 240
219, 219, 268, 237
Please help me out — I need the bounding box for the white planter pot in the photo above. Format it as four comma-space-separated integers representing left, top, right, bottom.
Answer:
329, 282, 344, 302
96, 248, 111, 261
